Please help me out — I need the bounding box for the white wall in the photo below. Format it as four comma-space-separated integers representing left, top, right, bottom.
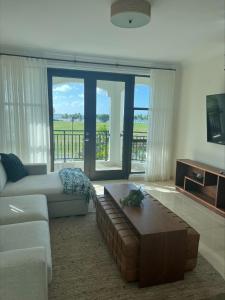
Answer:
174, 54, 225, 169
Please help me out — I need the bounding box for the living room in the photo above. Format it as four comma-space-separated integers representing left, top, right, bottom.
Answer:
0, 0, 225, 299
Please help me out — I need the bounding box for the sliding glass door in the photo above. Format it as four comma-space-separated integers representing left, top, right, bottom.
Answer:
48, 69, 134, 180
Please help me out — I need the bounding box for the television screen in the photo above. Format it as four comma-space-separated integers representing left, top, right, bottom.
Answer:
207, 94, 225, 145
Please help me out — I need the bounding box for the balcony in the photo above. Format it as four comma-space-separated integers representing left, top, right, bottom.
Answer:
53, 130, 147, 172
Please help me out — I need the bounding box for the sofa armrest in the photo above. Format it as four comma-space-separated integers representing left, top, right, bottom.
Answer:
24, 163, 47, 175
0, 247, 48, 300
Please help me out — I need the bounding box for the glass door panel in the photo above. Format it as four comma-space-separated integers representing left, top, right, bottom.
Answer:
131, 77, 150, 173
95, 80, 125, 172
52, 76, 85, 172
131, 109, 148, 172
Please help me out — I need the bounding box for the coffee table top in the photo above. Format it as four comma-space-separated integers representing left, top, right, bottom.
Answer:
104, 183, 186, 236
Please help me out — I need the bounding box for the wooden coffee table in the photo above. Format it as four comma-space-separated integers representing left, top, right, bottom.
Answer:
104, 183, 187, 287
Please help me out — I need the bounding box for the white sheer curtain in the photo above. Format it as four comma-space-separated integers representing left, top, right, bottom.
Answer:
145, 69, 176, 181
0, 55, 50, 164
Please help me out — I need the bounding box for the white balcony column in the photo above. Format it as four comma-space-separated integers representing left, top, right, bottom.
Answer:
108, 85, 124, 167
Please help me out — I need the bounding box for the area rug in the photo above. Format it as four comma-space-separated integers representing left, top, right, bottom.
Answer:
48, 213, 225, 300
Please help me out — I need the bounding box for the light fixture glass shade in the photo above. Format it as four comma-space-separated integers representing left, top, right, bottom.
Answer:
111, 0, 151, 28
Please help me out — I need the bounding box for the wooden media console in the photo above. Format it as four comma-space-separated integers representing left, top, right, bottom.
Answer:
175, 159, 225, 217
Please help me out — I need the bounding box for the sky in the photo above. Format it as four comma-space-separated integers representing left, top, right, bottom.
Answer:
53, 80, 150, 116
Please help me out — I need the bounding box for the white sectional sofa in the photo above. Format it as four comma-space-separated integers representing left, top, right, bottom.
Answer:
0, 194, 51, 300
0, 162, 89, 217
0, 159, 90, 299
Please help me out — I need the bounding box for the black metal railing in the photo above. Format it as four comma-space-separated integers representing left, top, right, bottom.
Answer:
131, 133, 147, 162
53, 130, 147, 162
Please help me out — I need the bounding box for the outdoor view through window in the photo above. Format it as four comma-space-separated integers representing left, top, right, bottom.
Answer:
52, 76, 150, 174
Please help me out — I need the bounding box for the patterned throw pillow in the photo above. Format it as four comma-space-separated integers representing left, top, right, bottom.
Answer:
0, 153, 28, 182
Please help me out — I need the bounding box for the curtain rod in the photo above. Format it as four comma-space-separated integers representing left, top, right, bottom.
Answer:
0, 52, 176, 72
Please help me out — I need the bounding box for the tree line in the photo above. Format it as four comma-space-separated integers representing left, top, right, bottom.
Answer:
61, 113, 110, 122
134, 114, 148, 121
60, 113, 148, 122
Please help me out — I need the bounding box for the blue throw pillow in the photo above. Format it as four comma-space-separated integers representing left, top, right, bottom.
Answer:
0, 153, 28, 182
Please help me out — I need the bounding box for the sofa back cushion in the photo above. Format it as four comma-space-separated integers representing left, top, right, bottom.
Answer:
0, 161, 7, 192
0, 153, 28, 182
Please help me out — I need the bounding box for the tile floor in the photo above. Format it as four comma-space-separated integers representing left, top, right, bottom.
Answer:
92, 178, 225, 280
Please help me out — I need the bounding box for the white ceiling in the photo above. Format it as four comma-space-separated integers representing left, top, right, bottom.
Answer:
0, 0, 224, 63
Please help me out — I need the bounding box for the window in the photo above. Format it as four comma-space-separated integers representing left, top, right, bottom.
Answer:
131, 77, 151, 173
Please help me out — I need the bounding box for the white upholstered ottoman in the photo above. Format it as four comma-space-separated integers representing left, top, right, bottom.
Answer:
0, 195, 48, 225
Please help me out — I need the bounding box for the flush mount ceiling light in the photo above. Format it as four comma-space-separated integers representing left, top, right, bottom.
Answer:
111, 0, 151, 28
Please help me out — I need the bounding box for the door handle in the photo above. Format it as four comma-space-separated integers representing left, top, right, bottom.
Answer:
84, 138, 89, 142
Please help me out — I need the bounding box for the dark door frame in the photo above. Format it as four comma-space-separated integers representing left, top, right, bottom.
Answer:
47, 68, 135, 180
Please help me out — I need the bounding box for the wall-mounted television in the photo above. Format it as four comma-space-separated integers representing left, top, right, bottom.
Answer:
207, 93, 225, 145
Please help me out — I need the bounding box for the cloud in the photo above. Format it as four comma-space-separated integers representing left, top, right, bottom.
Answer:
53, 84, 72, 92
71, 100, 84, 108
97, 87, 107, 96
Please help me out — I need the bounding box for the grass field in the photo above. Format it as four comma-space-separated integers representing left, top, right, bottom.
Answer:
53, 120, 147, 161
54, 121, 148, 132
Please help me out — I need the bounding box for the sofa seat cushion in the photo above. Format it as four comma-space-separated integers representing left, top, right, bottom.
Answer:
0, 221, 52, 282
0, 247, 48, 300
0, 172, 85, 203
0, 195, 48, 225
